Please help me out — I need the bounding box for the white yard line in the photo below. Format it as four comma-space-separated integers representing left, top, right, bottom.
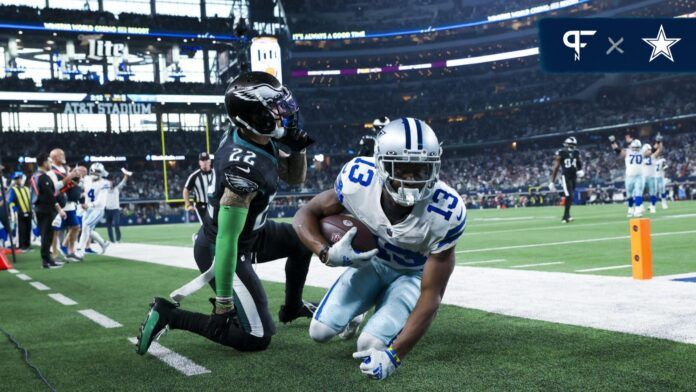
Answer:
48, 293, 78, 306
511, 262, 564, 269
78, 309, 122, 328
458, 259, 507, 265
7, 269, 19, 274
127, 338, 211, 376
457, 230, 696, 254
29, 281, 50, 291
576, 265, 632, 273
15, 273, 32, 281
113, 242, 696, 345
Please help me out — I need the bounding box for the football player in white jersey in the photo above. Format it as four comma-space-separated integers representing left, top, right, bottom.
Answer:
654, 157, 669, 209
293, 118, 465, 381
640, 141, 663, 213
610, 136, 653, 217
75, 163, 111, 259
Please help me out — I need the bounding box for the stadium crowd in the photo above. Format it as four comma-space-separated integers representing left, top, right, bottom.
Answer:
0, 4, 234, 34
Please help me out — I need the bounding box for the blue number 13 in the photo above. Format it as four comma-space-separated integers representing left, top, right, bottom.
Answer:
427, 189, 458, 220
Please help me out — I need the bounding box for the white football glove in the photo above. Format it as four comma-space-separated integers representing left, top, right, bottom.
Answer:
548, 182, 556, 192
576, 170, 585, 178
51, 214, 63, 228
608, 135, 616, 142
353, 347, 401, 381
326, 227, 378, 268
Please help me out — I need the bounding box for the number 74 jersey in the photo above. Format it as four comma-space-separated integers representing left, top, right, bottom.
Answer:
335, 157, 467, 272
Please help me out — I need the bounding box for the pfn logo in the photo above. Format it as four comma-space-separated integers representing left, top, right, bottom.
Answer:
563, 30, 597, 61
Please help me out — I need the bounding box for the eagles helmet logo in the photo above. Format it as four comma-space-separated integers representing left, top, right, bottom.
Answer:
231, 84, 286, 105
224, 172, 259, 195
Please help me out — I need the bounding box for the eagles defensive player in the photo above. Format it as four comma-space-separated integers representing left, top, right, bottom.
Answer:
550, 137, 583, 223
293, 118, 465, 380
136, 72, 315, 353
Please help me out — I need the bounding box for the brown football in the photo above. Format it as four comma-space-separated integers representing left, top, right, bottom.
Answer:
320, 214, 377, 252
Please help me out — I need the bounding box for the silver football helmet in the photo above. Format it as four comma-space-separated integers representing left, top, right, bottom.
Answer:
89, 162, 108, 178
563, 136, 577, 150
374, 117, 441, 207
630, 139, 642, 151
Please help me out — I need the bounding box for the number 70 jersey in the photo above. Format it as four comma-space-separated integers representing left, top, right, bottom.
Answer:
335, 157, 466, 272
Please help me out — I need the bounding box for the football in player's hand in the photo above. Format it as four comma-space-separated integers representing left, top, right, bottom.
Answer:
320, 214, 377, 252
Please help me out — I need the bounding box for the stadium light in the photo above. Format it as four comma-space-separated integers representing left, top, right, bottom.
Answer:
296, 47, 540, 77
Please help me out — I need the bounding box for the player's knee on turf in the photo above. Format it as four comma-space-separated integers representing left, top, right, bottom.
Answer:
309, 319, 339, 342
226, 334, 271, 352
357, 332, 387, 352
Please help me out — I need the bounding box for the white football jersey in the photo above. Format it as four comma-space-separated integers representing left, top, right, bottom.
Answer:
83, 176, 111, 211
624, 149, 643, 177
654, 157, 666, 178
641, 144, 656, 177
335, 157, 466, 272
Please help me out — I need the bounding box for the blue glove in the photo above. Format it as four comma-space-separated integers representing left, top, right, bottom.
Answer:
352, 346, 401, 381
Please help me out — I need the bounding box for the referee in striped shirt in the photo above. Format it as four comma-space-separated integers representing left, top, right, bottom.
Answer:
183, 152, 215, 224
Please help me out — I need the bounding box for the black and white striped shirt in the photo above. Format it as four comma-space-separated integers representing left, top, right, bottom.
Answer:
184, 169, 215, 205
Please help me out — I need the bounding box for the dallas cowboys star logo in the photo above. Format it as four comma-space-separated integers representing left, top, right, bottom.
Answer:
642, 25, 681, 62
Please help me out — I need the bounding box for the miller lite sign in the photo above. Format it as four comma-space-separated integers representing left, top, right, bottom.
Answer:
88, 39, 126, 61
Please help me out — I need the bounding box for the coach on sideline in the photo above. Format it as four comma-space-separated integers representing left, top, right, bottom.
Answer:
183, 152, 214, 224
31, 153, 66, 269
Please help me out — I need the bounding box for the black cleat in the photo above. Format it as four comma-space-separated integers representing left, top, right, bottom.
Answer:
278, 300, 317, 324
136, 297, 178, 355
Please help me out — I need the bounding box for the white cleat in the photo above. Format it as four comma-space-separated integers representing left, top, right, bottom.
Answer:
633, 208, 643, 218
100, 241, 111, 255
339, 312, 366, 340
627, 207, 634, 218
661, 200, 668, 209
649, 205, 656, 214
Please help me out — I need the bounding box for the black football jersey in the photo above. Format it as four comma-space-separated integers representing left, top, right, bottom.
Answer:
555, 149, 582, 176
203, 128, 279, 250
357, 135, 376, 156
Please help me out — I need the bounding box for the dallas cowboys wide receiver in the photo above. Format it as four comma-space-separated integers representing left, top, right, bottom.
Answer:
293, 118, 466, 381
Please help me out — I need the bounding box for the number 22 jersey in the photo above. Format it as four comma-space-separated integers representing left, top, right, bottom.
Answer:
204, 128, 279, 250
335, 157, 466, 272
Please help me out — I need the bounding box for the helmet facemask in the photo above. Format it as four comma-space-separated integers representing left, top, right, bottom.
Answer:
232, 84, 299, 138
376, 153, 440, 207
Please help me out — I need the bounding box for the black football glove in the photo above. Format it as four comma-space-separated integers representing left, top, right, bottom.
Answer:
277, 115, 314, 151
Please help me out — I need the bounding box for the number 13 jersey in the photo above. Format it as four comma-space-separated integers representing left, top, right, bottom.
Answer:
334, 157, 466, 272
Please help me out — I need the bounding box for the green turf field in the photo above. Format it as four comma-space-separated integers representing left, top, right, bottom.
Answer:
2, 202, 695, 391
99, 201, 696, 276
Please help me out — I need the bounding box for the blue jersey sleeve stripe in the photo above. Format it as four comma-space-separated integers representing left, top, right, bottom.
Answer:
415, 119, 423, 150
438, 228, 465, 248
445, 216, 467, 238
402, 117, 412, 150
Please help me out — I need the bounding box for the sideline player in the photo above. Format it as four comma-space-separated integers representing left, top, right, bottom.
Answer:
136, 71, 316, 354
357, 116, 390, 156
641, 137, 664, 213
610, 136, 651, 217
293, 118, 466, 380
550, 136, 583, 223
75, 163, 111, 259
654, 156, 669, 209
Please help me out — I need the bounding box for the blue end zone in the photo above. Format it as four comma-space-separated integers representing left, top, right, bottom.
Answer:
672, 277, 696, 283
